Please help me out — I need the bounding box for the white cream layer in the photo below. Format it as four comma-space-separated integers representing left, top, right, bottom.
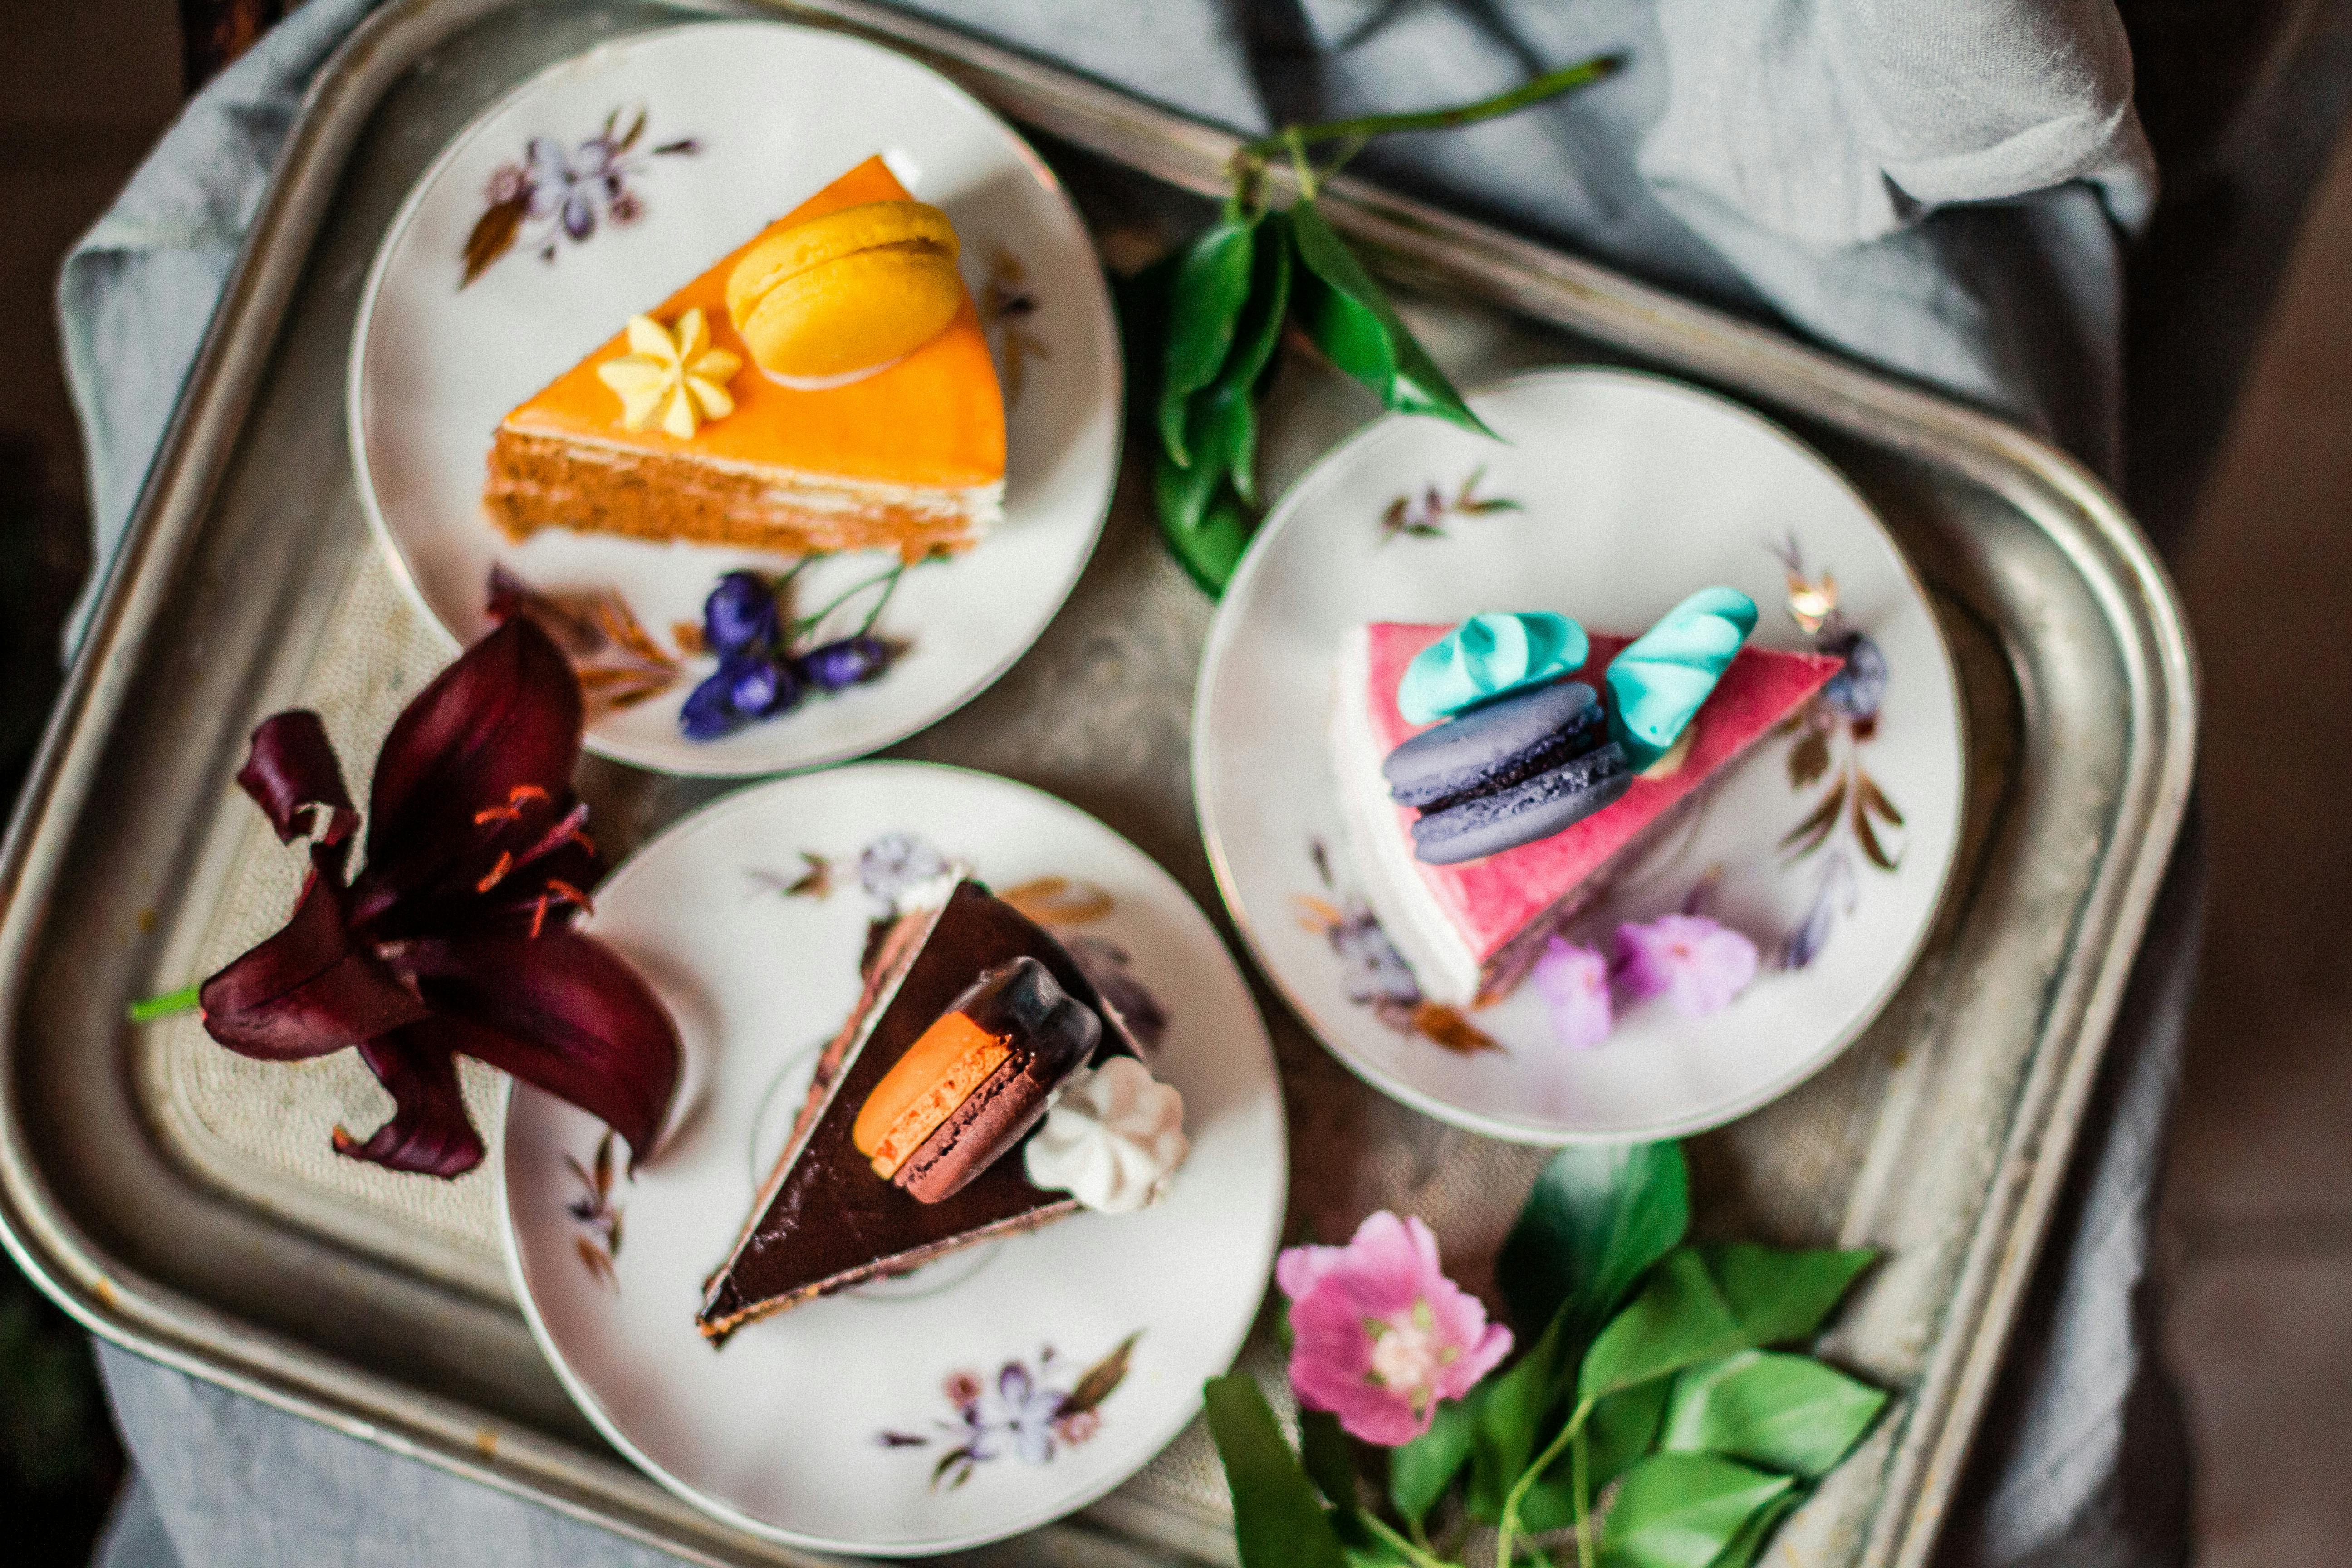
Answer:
1329, 627, 1485, 1007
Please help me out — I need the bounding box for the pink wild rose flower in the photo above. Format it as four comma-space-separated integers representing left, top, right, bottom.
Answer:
1532, 936, 1613, 1048
1615, 913, 1759, 1017
1276, 1211, 1513, 1446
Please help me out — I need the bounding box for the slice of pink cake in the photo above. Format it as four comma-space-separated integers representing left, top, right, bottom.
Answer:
1331, 622, 1844, 1006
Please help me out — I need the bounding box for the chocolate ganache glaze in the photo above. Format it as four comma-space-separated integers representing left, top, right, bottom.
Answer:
696, 878, 1130, 1341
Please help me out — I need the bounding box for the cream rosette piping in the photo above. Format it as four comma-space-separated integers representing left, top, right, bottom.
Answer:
595, 308, 741, 438
1022, 1056, 1187, 1213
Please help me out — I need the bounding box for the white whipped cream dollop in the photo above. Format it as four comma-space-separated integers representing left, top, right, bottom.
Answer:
1023, 1057, 1187, 1213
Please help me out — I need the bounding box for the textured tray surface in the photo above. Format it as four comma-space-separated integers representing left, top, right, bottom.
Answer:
0, 1, 2192, 1565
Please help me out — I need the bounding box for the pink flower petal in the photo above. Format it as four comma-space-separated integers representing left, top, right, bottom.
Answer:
1615, 913, 1760, 1017
1531, 937, 1612, 1049
1275, 1210, 1514, 1447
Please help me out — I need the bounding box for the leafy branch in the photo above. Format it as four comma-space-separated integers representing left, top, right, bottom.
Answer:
1206, 1142, 1887, 1568
1122, 58, 1621, 594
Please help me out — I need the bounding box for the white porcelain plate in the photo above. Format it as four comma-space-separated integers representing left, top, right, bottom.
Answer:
1195, 368, 1965, 1143
352, 20, 1120, 776
500, 763, 1284, 1554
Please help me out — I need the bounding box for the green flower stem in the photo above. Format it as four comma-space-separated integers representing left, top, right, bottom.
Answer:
1496, 1398, 1592, 1568
127, 985, 201, 1023
854, 561, 908, 637
768, 557, 815, 615
1571, 1427, 1595, 1568
1232, 55, 1621, 170
793, 561, 905, 638
1285, 126, 1319, 202
1357, 1513, 1454, 1568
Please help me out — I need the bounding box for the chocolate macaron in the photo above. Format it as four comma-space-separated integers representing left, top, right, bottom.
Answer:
850, 956, 1099, 1204
1382, 680, 1633, 864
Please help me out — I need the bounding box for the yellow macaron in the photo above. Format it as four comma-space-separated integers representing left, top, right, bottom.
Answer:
724, 200, 965, 381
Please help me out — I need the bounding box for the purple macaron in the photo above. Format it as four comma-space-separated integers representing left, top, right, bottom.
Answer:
1382, 680, 1632, 864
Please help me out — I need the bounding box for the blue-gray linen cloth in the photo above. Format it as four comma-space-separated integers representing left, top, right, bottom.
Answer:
61, 1, 2196, 1564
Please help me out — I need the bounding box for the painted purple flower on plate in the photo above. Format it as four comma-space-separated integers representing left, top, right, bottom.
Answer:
1615, 913, 1759, 1017
1276, 1211, 1511, 1446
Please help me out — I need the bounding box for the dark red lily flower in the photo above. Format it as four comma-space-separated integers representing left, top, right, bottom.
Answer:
199, 618, 681, 1178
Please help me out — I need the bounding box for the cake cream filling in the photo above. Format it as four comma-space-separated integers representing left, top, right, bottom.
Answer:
1330, 629, 1487, 1007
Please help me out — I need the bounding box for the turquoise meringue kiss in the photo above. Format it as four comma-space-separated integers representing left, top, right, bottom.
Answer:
1397, 611, 1591, 725
1604, 587, 1759, 769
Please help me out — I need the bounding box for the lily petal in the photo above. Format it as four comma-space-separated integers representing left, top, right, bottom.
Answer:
333, 1027, 487, 1176
361, 619, 584, 911
236, 711, 359, 869
402, 928, 681, 1166
200, 856, 430, 1060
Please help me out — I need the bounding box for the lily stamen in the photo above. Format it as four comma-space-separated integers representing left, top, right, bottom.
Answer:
529, 878, 594, 939
475, 851, 514, 893
474, 783, 555, 828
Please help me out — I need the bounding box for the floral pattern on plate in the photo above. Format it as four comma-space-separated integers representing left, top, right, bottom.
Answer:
977, 248, 1045, 406
1378, 466, 1520, 542
1294, 840, 1498, 1056
565, 1129, 626, 1289
462, 106, 699, 286
1770, 536, 1902, 967
877, 1333, 1140, 1490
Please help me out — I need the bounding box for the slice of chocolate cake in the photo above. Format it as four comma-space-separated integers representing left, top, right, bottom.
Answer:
697, 876, 1135, 1341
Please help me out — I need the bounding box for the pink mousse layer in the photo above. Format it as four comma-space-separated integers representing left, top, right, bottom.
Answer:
1364, 623, 1845, 969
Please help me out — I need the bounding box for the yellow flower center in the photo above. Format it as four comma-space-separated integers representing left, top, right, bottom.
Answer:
1365, 1299, 1457, 1414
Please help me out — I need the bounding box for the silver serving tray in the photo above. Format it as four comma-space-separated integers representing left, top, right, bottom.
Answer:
0, 1, 2193, 1564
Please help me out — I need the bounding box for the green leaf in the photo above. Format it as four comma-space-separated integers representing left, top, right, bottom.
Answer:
1466, 1317, 1566, 1521
1700, 1244, 1877, 1349
1580, 1250, 1747, 1406
1300, 1408, 1359, 1512
1115, 248, 1182, 407
1597, 1454, 1793, 1568
1468, 1145, 1692, 1524
1156, 385, 1255, 535
1588, 1375, 1675, 1492
1704, 1488, 1799, 1568
1160, 485, 1254, 596
1288, 198, 1491, 438
1658, 1351, 1886, 1479
1388, 1388, 1476, 1528
1221, 212, 1293, 504
1500, 1142, 1690, 1343
1203, 1374, 1352, 1568
1159, 217, 1259, 465
1512, 1378, 1671, 1535
1337, 1524, 1419, 1568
